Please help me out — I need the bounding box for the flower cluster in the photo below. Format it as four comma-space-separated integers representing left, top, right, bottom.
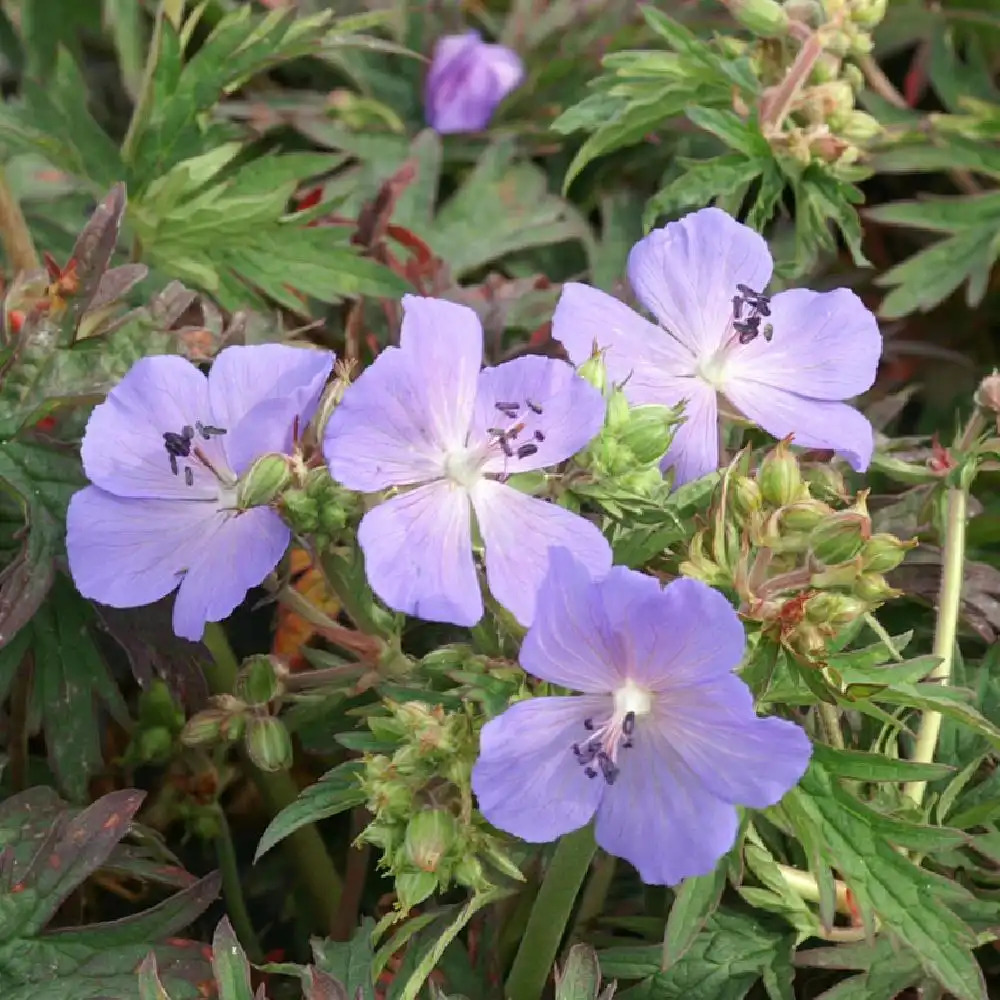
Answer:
67, 208, 885, 886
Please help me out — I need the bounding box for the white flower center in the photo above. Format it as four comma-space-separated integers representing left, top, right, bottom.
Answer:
697, 349, 730, 390
442, 447, 484, 490
572, 679, 654, 786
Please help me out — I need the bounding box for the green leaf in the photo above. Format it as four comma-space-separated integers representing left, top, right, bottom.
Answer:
786, 763, 986, 1000
254, 762, 365, 861
661, 866, 726, 968
811, 744, 954, 782
211, 919, 254, 1000
312, 918, 377, 1000
644, 155, 764, 228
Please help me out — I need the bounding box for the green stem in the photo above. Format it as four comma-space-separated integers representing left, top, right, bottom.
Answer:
902, 483, 968, 806
817, 702, 845, 749
214, 806, 264, 963
504, 826, 597, 1000
202, 623, 344, 932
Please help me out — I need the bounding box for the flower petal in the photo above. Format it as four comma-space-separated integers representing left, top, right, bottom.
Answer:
172, 506, 290, 641
80, 355, 224, 500
595, 721, 740, 885
723, 380, 874, 471
658, 675, 812, 809
358, 482, 481, 626
520, 547, 664, 692
725, 288, 881, 401
325, 297, 482, 491
472, 355, 605, 475
425, 32, 523, 134
551, 282, 696, 384
659, 380, 719, 485
209, 344, 333, 475
627, 208, 772, 358
613, 575, 746, 691
471, 481, 611, 627
67, 487, 203, 609
472, 695, 606, 842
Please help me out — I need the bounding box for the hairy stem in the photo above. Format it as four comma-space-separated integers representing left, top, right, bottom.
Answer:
0, 169, 39, 274
213, 805, 264, 963
505, 826, 597, 1000
202, 623, 344, 932
902, 484, 968, 806
817, 702, 845, 749
775, 863, 852, 915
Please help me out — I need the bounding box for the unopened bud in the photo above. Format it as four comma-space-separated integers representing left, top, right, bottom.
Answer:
808, 496, 871, 565
396, 870, 437, 912
236, 454, 292, 509
810, 51, 842, 83
404, 809, 458, 873
135, 726, 174, 763
852, 572, 900, 604
619, 405, 677, 464
577, 349, 608, 393
802, 464, 847, 500
977, 371, 1000, 428
757, 442, 802, 506
813, 80, 855, 119
281, 489, 319, 532
860, 533, 915, 573
245, 715, 293, 771
724, 0, 790, 37
779, 499, 833, 535
839, 110, 882, 143
454, 855, 490, 891
606, 386, 631, 430
786, 0, 823, 25
805, 591, 866, 626
730, 477, 763, 521
181, 710, 228, 748
850, 0, 886, 28
235, 655, 283, 706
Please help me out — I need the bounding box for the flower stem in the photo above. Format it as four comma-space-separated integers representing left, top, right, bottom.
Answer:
201, 622, 344, 932
902, 482, 968, 806
0, 168, 39, 274
504, 826, 597, 1000
213, 805, 264, 963
817, 702, 844, 749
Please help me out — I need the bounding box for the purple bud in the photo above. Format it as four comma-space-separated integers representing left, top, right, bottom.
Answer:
424, 31, 524, 135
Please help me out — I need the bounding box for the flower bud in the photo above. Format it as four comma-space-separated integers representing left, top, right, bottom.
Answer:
404, 809, 459, 873
577, 349, 608, 393
813, 80, 855, 119
852, 572, 901, 604
805, 591, 866, 626
977, 371, 1000, 429
181, 709, 228, 748
454, 855, 490, 891
245, 716, 293, 772
619, 405, 676, 464
135, 726, 174, 764
281, 489, 319, 532
757, 442, 802, 506
236, 454, 292, 510
860, 533, 915, 574
730, 477, 763, 521
810, 51, 842, 83
850, 0, 886, 28
786, 0, 824, 25
723, 0, 790, 37
808, 494, 871, 565
779, 498, 833, 535
839, 110, 882, 143
605, 386, 631, 430
235, 655, 283, 706
848, 28, 875, 55
802, 464, 847, 500
788, 623, 829, 660
424, 32, 523, 135
395, 870, 437, 912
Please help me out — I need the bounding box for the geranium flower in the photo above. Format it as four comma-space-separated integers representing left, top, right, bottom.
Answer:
471, 548, 812, 885
425, 31, 524, 134
552, 207, 882, 485
323, 295, 611, 627
67, 345, 334, 641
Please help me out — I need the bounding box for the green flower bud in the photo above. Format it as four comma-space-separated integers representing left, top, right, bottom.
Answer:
190, 810, 222, 841
850, 0, 886, 28
786, 0, 824, 26
842, 63, 864, 92
236, 454, 292, 510
814, 80, 855, 119
619, 405, 676, 464
810, 51, 842, 83
606, 386, 631, 430
860, 533, 915, 574
454, 855, 490, 891
245, 715, 293, 772
724, 0, 790, 36
805, 591, 866, 626
138, 679, 185, 731
180, 709, 228, 748
235, 655, 284, 706
577, 350, 608, 393
808, 497, 871, 565
730, 477, 763, 521
404, 809, 459, 873
839, 110, 882, 143
788, 623, 829, 660
757, 442, 802, 506
395, 870, 437, 912
852, 572, 900, 604
847, 28, 874, 55
480, 838, 526, 882
779, 499, 833, 535
281, 489, 319, 532
802, 464, 847, 500
135, 725, 174, 764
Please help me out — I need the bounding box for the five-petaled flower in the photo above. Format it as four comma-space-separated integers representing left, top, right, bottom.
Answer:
552, 207, 882, 485
471, 548, 812, 885
67, 345, 334, 641
323, 294, 611, 628
424, 31, 524, 134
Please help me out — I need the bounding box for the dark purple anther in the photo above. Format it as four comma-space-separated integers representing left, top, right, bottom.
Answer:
184, 467, 194, 487
534, 430, 545, 442
526, 398, 543, 415
516, 443, 538, 460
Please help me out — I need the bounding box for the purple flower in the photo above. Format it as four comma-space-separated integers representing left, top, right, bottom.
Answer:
425, 31, 524, 134
67, 345, 334, 641
323, 295, 611, 628
552, 207, 882, 485
471, 549, 812, 885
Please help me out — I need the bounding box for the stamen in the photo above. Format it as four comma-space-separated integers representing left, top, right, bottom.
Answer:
184, 467, 194, 487
731, 284, 772, 346
584, 766, 597, 779
507, 421, 525, 441
499, 436, 513, 458
516, 443, 538, 460
169, 454, 178, 476
622, 711, 636, 736
597, 752, 620, 785
526, 398, 543, 415
195, 421, 227, 438
731, 295, 743, 321
534, 430, 545, 442
583, 718, 594, 731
